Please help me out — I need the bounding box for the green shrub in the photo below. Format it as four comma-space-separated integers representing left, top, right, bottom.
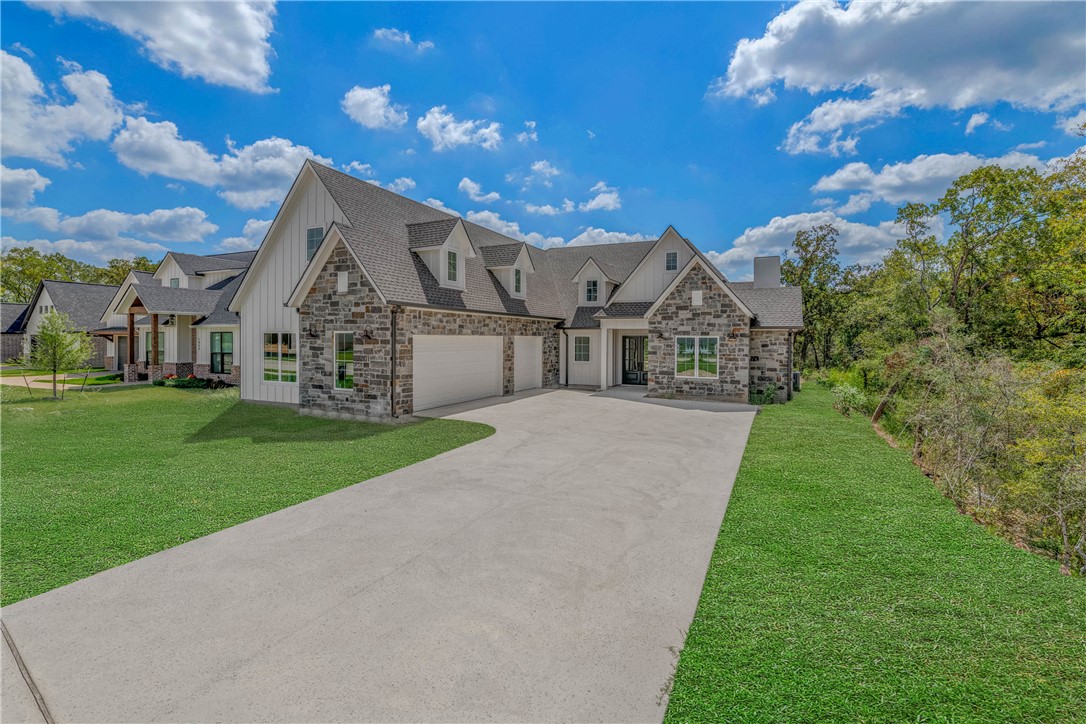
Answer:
749, 385, 778, 405
831, 383, 866, 416
152, 379, 165, 387
165, 377, 208, 389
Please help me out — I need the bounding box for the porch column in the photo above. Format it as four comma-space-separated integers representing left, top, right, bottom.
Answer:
599, 326, 609, 391
151, 313, 159, 365
126, 312, 135, 365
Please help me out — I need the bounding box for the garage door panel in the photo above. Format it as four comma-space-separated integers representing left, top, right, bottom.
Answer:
513, 336, 543, 392
413, 335, 503, 412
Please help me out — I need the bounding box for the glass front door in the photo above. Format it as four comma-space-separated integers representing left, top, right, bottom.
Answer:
622, 335, 648, 385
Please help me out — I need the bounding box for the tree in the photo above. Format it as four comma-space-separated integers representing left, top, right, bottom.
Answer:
101, 256, 157, 285
20, 310, 94, 399
781, 224, 856, 368
0, 247, 105, 302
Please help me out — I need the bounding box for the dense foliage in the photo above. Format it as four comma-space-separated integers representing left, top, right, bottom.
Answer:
790, 149, 1086, 574
0, 247, 157, 302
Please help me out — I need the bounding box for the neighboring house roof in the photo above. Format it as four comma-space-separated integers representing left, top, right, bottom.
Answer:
1, 303, 29, 334
728, 283, 805, 328
29, 281, 120, 332
130, 285, 223, 316
193, 273, 245, 326
168, 251, 256, 276
133, 270, 156, 283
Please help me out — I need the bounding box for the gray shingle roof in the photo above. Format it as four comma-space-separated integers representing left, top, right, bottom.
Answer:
596, 302, 654, 318
133, 270, 156, 284
2, 303, 28, 334
193, 273, 245, 326
406, 219, 460, 249
568, 306, 603, 329
728, 283, 804, 328
479, 243, 524, 268
39, 281, 120, 332
168, 251, 256, 275
132, 285, 222, 316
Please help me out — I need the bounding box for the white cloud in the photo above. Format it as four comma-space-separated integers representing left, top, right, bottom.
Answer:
341, 84, 408, 130
1, 51, 123, 166
1058, 109, 1086, 135
458, 177, 500, 203
423, 197, 459, 216
465, 210, 563, 249
372, 28, 434, 53
56, 206, 218, 242
9, 42, 34, 58
813, 150, 1048, 214
965, 112, 988, 135
111, 116, 332, 208
1015, 141, 1048, 152
220, 217, 271, 251
0, 165, 50, 210
566, 227, 652, 247
28, 1, 277, 92
523, 199, 574, 216
385, 177, 415, 194
416, 106, 502, 151
715, 1, 1086, 154
2, 234, 168, 263
341, 161, 375, 177
578, 181, 621, 212
710, 211, 905, 280
516, 120, 538, 143
587, 130, 596, 140
509, 159, 560, 189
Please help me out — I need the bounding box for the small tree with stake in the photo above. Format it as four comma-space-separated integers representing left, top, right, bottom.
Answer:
20, 309, 93, 400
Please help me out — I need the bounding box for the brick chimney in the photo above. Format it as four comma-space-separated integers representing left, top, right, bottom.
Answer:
753, 256, 781, 288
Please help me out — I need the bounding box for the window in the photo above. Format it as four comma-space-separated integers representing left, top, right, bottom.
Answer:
306, 227, 324, 262
676, 336, 718, 378
334, 332, 354, 390
665, 251, 678, 271
514, 268, 523, 294
145, 331, 164, 365
210, 331, 233, 374
263, 332, 297, 382
447, 250, 458, 283
574, 336, 590, 362
585, 279, 598, 302
169, 278, 180, 288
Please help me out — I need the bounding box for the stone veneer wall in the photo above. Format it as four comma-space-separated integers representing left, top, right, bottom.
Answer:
647, 264, 750, 402
749, 329, 792, 403
298, 242, 560, 420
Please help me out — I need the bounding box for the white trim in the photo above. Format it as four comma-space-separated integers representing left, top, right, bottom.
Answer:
675, 335, 720, 379
573, 334, 591, 362
570, 257, 617, 283
261, 330, 298, 384
332, 329, 354, 393
286, 224, 388, 308
643, 256, 754, 319
585, 278, 599, 303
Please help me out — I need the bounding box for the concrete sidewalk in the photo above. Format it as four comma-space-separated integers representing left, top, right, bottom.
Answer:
1, 388, 755, 723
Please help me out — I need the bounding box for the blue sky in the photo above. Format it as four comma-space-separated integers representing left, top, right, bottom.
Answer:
2, 1, 1083, 280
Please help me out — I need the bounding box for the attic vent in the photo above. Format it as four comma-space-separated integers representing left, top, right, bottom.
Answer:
692, 290, 703, 306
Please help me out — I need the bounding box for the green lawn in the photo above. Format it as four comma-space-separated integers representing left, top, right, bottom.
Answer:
0, 366, 106, 377
665, 387, 1085, 723
0, 384, 493, 606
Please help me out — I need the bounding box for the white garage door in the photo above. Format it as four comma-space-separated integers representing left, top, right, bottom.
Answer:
413, 335, 503, 412
513, 336, 543, 392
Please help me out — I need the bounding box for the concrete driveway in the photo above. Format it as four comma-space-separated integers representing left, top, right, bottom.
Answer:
2, 388, 755, 723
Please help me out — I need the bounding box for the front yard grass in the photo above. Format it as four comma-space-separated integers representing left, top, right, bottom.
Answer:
665, 387, 1085, 723
0, 384, 493, 606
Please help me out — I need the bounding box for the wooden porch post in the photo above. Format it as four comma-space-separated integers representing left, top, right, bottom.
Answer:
127, 312, 136, 365
151, 313, 159, 366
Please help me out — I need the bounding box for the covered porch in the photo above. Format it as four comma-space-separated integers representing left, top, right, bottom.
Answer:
110, 285, 219, 382
597, 319, 651, 391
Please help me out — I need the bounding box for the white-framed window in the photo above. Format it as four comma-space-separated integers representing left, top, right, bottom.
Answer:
169, 277, 180, 288
585, 279, 598, 303
514, 268, 523, 294
665, 251, 678, 271
210, 331, 233, 373
334, 332, 354, 390
306, 227, 324, 262
675, 336, 718, 378
574, 336, 590, 362
447, 250, 458, 283
263, 332, 297, 382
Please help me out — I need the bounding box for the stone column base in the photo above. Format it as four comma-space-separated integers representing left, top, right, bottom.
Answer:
104, 356, 115, 371
163, 362, 194, 378
123, 364, 140, 382
148, 364, 163, 382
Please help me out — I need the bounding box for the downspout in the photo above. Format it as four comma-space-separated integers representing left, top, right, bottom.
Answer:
562, 328, 569, 387
390, 306, 398, 418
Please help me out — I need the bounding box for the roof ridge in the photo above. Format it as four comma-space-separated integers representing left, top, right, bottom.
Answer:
42, 279, 120, 289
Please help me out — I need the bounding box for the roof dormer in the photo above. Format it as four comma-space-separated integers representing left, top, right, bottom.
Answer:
480, 243, 534, 300
571, 257, 618, 307
407, 218, 475, 291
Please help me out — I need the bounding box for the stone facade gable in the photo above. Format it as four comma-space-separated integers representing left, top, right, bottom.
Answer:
647, 264, 750, 402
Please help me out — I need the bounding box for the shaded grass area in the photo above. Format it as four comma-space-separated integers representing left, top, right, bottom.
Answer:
0, 384, 493, 606
0, 366, 106, 377
665, 387, 1085, 723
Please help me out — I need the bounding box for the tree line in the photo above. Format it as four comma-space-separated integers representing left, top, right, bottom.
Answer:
786, 148, 1085, 575
0, 247, 158, 303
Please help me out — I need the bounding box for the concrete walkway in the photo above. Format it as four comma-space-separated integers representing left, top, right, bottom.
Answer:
1, 388, 755, 723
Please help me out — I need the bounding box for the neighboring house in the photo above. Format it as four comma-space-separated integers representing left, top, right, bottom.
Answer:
98, 252, 254, 382
21, 281, 120, 367
1, 303, 29, 362
228, 160, 803, 420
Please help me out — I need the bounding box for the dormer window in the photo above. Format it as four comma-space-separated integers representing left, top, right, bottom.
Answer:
586, 279, 598, 303
514, 268, 523, 295
447, 251, 458, 283
170, 278, 180, 288
665, 252, 678, 271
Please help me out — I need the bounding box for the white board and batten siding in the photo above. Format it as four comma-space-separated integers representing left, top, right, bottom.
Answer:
513, 335, 543, 392
611, 228, 695, 303
566, 330, 601, 387
237, 172, 348, 405
413, 335, 503, 412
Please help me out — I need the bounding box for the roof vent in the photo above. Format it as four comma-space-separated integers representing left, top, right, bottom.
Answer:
753, 256, 781, 289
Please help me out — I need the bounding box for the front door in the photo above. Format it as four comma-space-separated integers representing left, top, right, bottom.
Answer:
622, 335, 648, 385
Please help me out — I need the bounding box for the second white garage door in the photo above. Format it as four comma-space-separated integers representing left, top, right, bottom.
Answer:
513, 336, 543, 392
413, 335, 503, 412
